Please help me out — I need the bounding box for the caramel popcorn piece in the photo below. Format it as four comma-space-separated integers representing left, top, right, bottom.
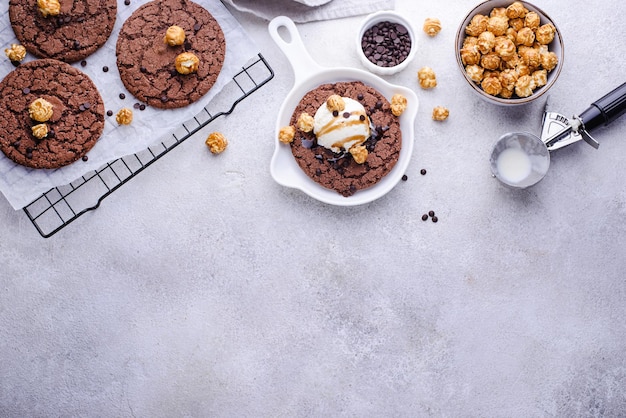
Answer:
536, 24, 556, 45
432, 106, 449, 121
540, 51, 558, 71
116, 108, 133, 125
516, 27, 535, 47
296, 112, 314, 133
4, 44, 26, 63
506, 2, 528, 19
524, 12, 541, 30
499, 68, 519, 91
519, 46, 540, 68
490, 7, 508, 18
509, 18, 525, 32
463, 36, 478, 48
390, 94, 408, 116
175, 52, 199, 75
164, 25, 186, 46
487, 16, 509, 36
31, 123, 48, 140
418, 67, 437, 89
477, 31, 496, 54
349, 145, 368, 164
28, 98, 53, 122
326, 95, 345, 113
423, 18, 442, 37
460, 45, 481, 66
37, 0, 60, 17
465, 64, 484, 82
515, 74, 536, 97
480, 52, 501, 71
533, 69, 548, 88
205, 132, 228, 154
278, 125, 295, 144
494, 37, 516, 60
465, 14, 488, 37
481, 74, 502, 96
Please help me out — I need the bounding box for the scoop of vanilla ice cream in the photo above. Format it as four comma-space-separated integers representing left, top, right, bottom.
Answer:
313, 97, 371, 153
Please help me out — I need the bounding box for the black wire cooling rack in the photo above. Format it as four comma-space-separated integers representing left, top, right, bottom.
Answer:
23, 54, 274, 238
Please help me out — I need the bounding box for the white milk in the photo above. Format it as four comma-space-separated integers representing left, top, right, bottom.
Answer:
496, 147, 532, 184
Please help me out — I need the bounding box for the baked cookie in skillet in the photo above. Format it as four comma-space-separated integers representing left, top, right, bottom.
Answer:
115, 0, 226, 109
288, 81, 402, 197
8, 0, 117, 63
0, 59, 105, 169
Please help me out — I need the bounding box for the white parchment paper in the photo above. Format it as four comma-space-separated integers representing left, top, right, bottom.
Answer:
0, 0, 258, 209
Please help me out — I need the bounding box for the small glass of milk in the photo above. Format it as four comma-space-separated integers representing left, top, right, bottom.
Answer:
489, 132, 551, 188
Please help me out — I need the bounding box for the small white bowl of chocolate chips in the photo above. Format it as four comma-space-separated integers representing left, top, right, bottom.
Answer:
357, 11, 417, 76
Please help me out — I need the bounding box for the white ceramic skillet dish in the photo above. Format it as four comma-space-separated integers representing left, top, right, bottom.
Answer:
268, 16, 418, 206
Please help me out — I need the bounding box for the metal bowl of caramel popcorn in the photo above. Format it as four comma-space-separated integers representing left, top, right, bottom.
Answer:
455, 0, 564, 105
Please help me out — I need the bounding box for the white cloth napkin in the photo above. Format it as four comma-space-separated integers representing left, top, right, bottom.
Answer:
222, 0, 395, 22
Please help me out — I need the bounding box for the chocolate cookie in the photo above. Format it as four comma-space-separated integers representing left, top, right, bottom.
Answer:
116, 0, 226, 109
8, 0, 117, 63
289, 81, 402, 197
0, 59, 105, 169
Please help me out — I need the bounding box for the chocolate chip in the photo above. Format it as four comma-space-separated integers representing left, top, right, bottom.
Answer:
332, 110, 339, 117
315, 168, 322, 176
133, 103, 140, 109
184, 41, 192, 50
79, 104, 85, 111
428, 210, 435, 217
302, 139, 315, 149
139, 104, 146, 111
193, 23, 201, 31
48, 129, 55, 138
375, 101, 382, 109
80, 60, 87, 67
124, 0, 130, 4
357, 94, 364, 100
119, 93, 125, 99
402, 174, 408, 181
160, 95, 168, 102
359, 115, 365, 121
82, 155, 89, 162
11, 60, 20, 67
420, 168, 427, 175
107, 110, 113, 116
83, 102, 91, 109
343, 112, 350, 118
73, 40, 81, 49
64, 16, 71, 24
422, 214, 429, 221
22, 87, 30, 94
432, 216, 438, 223
102, 66, 109, 72
140, 66, 147, 73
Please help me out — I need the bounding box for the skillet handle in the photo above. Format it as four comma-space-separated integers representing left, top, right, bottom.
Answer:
268, 16, 323, 84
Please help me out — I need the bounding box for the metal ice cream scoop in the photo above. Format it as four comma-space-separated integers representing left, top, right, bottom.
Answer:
490, 82, 626, 188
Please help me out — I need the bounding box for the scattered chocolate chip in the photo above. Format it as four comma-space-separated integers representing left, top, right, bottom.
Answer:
402, 174, 408, 181
139, 104, 146, 111
357, 93, 364, 100
420, 168, 427, 175
184, 41, 192, 50
349, 184, 357, 194
422, 214, 429, 221
124, 0, 130, 4
48, 129, 55, 138
302, 139, 315, 149
107, 110, 113, 116
133, 103, 140, 109
359, 115, 366, 121
80, 60, 87, 67
432, 216, 438, 223
26, 152, 33, 159
315, 168, 322, 176
22, 87, 30, 94
160, 95, 168, 103
102, 66, 109, 72
79, 104, 85, 111
73, 40, 81, 49
12, 141, 20, 148
343, 112, 350, 118
193, 23, 202, 31
140, 66, 147, 73
11, 60, 20, 67
82, 155, 88, 162
428, 210, 435, 217
119, 93, 125, 99
332, 110, 339, 117
375, 101, 382, 109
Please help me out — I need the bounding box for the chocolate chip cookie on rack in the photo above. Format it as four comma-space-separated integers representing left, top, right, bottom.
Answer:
115, 0, 226, 109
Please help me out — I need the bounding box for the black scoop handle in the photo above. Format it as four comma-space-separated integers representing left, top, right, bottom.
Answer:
579, 82, 626, 132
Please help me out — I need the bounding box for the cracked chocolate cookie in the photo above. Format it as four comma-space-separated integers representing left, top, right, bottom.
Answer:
115, 0, 226, 109
289, 81, 402, 197
0, 59, 105, 169
8, 0, 117, 63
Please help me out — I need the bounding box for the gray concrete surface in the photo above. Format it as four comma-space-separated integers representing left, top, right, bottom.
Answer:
1, 0, 625, 416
